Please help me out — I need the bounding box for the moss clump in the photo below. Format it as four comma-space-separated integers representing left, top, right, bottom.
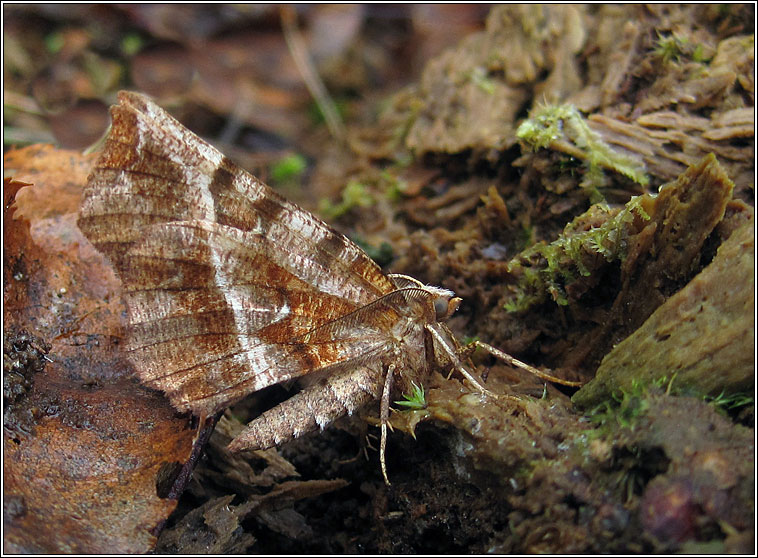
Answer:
394, 381, 427, 410
704, 390, 754, 416
270, 153, 308, 186
317, 179, 375, 219
351, 236, 394, 268
517, 104, 650, 199
652, 31, 713, 64
586, 377, 672, 433
504, 195, 650, 312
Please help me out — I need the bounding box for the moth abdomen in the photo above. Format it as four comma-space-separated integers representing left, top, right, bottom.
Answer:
227, 364, 384, 452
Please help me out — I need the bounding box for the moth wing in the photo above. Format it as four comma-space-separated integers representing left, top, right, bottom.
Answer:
78, 92, 398, 415
78, 91, 394, 306
121, 220, 402, 415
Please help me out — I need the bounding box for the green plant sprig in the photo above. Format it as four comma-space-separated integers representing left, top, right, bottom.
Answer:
395, 381, 427, 410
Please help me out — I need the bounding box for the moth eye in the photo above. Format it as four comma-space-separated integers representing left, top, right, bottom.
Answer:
434, 298, 450, 320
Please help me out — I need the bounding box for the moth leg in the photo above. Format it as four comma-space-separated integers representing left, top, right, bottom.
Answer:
336, 444, 367, 465
425, 324, 496, 398
192, 412, 209, 446
227, 365, 382, 453
379, 363, 395, 486
337, 422, 371, 465
469, 341, 584, 387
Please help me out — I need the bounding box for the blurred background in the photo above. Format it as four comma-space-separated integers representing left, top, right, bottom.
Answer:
4, 4, 490, 165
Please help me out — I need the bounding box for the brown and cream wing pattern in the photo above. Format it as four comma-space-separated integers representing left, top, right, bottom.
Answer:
78, 91, 398, 416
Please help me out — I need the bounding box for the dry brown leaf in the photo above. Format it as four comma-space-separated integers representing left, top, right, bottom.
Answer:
3, 145, 199, 553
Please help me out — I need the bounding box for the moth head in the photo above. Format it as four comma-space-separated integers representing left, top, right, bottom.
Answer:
389, 275, 461, 321
424, 286, 461, 321
435, 295, 461, 321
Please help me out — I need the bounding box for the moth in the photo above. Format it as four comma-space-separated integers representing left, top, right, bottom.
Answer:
79, 92, 578, 483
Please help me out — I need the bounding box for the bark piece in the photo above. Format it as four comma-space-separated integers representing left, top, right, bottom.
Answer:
574, 212, 754, 407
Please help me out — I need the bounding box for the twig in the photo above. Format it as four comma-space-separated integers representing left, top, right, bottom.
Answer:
280, 6, 346, 145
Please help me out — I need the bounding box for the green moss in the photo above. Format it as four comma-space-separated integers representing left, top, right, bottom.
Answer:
352, 235, 394, 267
653, 32, 689, 64
120, 33, 144, 56
504, 196, 650, 313
468, 66, 496, 95
379, 169, 409, 202
516, 104, 650, 198
691, 43, 709, 63
271, 153, 308, 185
656, 32, 714, 64
704, 390, 754, 414
318, 180, 375, 219
308, 97, 348, 126
586, 376, 670, 432
384, 89, 425, 156
581, 371, 751, 438
652, 31, 713, 65
395, 381, 427, 410
44, 31, 65, 54
317, 165, 411, 222
459, 335, 480, 346
516, 224, 536, 252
